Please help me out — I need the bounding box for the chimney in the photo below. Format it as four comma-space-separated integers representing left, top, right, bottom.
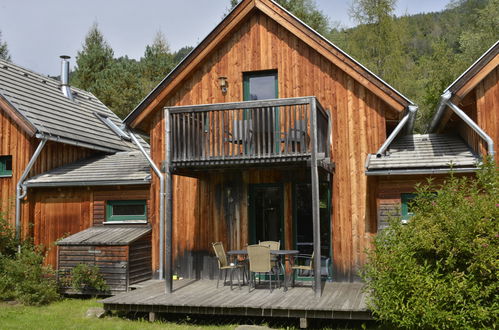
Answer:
60, 55, 73, 101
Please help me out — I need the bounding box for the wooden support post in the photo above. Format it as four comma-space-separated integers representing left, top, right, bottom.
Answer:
164, 108, 173, 294
309, 97, 322, 297
149, 312, 157, 322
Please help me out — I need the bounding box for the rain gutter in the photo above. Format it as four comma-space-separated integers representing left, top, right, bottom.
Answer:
376, 105, 418, 157
128, 131, 165, 280
15, 137, 47, 242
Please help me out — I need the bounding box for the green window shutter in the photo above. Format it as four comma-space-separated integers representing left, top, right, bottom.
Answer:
106, 200, 147, 222
401, 193, 417, 221
0, 156, 12, 176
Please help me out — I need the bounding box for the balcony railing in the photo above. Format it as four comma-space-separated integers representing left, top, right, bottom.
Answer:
166, 97, 330, 168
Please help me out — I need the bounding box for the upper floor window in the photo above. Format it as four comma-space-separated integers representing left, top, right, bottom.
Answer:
105, 200, 147, 223
0, 155, 12, 177
243, 70, 278, 101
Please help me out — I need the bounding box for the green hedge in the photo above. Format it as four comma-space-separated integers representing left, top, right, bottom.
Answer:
362, 161, 498, 329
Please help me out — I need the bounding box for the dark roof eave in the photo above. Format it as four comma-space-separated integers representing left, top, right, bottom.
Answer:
25, 179, 151, 188
365, 167, 479, 176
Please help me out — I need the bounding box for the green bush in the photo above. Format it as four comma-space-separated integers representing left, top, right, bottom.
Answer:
362, 161, 498, 329
0, 243, 60, 306
0, 211, 17, 257
69, 263, 109, 293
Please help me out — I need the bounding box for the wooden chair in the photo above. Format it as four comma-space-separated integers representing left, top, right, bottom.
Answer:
247, 244, 277, 293
211, 242, 244, 290
291, 253, 314, 290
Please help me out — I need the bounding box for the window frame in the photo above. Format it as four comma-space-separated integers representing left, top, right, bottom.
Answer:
243, 70, 278, 101
0, 155, 12, 177
401, 193, 417, 221
105, 200, 147, 223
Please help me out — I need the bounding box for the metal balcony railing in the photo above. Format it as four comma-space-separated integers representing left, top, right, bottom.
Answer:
166, 97, 330, 168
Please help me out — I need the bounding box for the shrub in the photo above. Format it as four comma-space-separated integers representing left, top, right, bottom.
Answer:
362, 161, 498, 329
0, 243, 60, 306
0, 211, 17, 257
69, 263, 109, 293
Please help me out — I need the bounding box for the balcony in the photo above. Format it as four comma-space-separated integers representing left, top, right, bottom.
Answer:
165, 97, 331, 171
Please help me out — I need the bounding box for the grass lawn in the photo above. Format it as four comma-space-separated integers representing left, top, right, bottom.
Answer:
0, 299, 235, 330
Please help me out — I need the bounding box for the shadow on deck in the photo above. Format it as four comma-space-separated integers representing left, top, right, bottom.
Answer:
102, 279, 371, 321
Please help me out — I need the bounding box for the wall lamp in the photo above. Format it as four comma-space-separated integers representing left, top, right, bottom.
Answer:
218, 76, 228, 94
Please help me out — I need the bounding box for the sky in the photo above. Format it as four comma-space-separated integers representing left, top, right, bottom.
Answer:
0, 0, 451, 77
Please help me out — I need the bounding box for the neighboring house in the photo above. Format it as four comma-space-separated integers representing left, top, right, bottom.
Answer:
124, 0, 417, 285
365, 41, 498, 229
0, 57, 152, 274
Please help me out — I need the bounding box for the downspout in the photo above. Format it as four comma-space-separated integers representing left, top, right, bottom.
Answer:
376, 105, 418, 157
429, 91, 495, 161
15, 137, 47, 242
128, 131, 165, 280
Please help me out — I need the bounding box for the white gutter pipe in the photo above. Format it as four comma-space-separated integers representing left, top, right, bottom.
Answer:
15, 137, 47, 241
128, 131, 165, 280
376, 105, 418, 158
429, 91, 495, 161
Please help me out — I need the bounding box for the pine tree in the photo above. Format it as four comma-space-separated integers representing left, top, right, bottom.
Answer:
0, 31, 11, 61
72, 23, 114, 93
141, 31, 174, 93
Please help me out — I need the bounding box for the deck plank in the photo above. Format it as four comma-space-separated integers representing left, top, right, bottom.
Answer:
102, 280, 371, 320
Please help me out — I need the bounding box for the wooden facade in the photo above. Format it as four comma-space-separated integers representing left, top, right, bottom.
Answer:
450, 66, 499, 165
126, 0, 411, 281
435, 44, 498, 165
0, 108, 94, 238
30, 185, 150, 267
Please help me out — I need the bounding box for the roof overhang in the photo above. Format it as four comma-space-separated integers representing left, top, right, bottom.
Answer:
25, 179, 150, 188
365, 167, 479, 176
125, 0, 413, 131
0, 93, 37, 136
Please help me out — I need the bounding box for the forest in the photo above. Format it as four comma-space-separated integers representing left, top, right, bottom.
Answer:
0, 0, 497, 130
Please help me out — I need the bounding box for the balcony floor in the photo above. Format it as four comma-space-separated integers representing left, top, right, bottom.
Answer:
102, 279, 370, 320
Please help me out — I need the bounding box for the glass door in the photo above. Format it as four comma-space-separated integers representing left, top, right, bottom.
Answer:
243, 71, 279, 154
248, 184, 284, 245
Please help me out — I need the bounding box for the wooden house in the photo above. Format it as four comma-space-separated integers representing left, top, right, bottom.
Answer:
0, 57, 152, 277
123, 0, 417, 289
365, 41, 498, 229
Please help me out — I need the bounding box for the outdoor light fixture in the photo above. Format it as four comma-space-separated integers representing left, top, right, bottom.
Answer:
218, 76, 228, 94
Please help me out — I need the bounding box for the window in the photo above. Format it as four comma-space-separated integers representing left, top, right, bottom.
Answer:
0, 155, 12, 177
105, 200, 147, 222
401, 193, 417, 222
243, 70, 278, 101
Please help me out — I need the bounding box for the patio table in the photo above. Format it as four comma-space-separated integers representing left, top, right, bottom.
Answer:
227, 249, 299, 291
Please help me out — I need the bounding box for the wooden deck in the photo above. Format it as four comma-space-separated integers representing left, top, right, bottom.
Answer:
102, 279, 371, 320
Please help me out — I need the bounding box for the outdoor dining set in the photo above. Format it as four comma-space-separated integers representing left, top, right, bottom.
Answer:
211, 241, 315, 293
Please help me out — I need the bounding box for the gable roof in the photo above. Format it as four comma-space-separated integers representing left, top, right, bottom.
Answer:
0, 59, 134, 153
365, 134, 480, 175
124, 0, 413, 130
428, 41, 498, 133
24, 150, 151, 187
446, 40, 499, 98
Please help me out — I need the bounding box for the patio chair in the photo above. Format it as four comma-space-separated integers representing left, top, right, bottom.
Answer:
291, 253, 314, 290
284, 119, 308, 152
211, 242, 244, 290
247, 244, 277, 293
226, 119, 253, 145
258, 240, 282, 287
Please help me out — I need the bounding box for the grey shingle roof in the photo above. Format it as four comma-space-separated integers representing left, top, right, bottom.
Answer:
0, 59, 134, 152
57, 225, 151, 246
366, 134, 480, 175
25, 151, 151, 187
